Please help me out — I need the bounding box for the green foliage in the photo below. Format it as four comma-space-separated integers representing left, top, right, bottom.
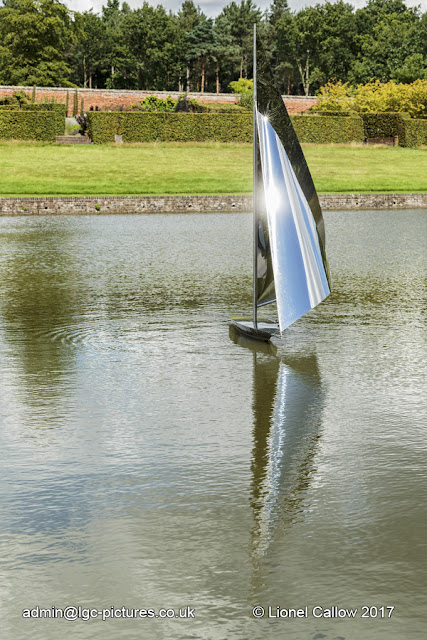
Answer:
87, 111, 367, 145
73, 90, 78, 117
229, 78, 253, 110
202, 103, 249, 112
0, 105, 20, 110
140, 96, 178, 112
313, 81, 356, 111
0, 112, 56, 141
292, 114, 365, 143
21, 104, 66, 135
86, 112, 118, 144
87, 112, 253, 144
399, 118, 427, 146
229, 78, 253, 94
315, 79, 427, 118
31, 86, 36, 103
65, 91, 69, 116
358, 112, 410, 138
0, 0, 72, 86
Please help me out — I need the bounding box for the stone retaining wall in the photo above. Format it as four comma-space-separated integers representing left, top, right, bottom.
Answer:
0, 193, 426, 216
0, 85, 317, 115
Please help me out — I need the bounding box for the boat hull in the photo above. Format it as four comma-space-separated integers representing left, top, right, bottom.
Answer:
229, 317, 279, 343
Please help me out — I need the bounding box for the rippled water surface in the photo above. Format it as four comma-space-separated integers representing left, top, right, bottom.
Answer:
0, 211, 426, 640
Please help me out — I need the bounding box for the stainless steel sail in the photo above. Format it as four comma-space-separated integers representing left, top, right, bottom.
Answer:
254, 30, 331, 332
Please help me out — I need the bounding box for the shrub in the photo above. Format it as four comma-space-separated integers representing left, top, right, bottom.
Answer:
229, 78, 253, 94
399, 119, 427, 147
87, 112, 253, 144
0, 111, 56, 141
87, 112, 118, 144
76, 113, 87, 136
292, 114, 364, 143
0, 91, 30, 106
140, 95, 177, 112
315, 79, 427, 118
313, 81, 355, 112
22, 104, 66, 135
86, 111, 366, 145
229, 78, 253, 110
73, 89, 78, 117
358, 112, 410, 139
202, 103, 247, 113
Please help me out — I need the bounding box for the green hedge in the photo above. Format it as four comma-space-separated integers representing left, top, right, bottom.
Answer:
0, 105, 20, 110
87, 112, 119, 144
22, 104, 66, 135
291, 114, 364, 143
358, 112, 410, 139
0, 111, 56, 141
399, 118, 427, 147
87, 112, 365, 144
194, 103, 249, 113
87, 112, 253, 144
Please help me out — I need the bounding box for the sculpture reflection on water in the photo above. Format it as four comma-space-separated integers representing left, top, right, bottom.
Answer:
234, 337, 325, 565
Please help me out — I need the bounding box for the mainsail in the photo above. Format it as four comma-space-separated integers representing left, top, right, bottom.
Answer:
254, 32, 331, 332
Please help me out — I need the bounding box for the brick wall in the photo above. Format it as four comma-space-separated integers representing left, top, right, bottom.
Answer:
0, 85, 317, 116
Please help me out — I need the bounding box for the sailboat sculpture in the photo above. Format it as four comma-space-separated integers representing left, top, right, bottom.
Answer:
230, 25, 331, 342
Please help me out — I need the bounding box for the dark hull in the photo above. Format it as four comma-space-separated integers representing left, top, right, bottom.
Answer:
229, 317, 279, 343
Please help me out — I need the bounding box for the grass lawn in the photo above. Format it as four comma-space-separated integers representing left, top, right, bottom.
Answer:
0, 140, 426, 196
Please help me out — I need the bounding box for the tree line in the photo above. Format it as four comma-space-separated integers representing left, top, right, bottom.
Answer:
0, 0, 426, 96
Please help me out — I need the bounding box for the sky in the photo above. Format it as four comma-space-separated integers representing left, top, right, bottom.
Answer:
64, 0, 427, 18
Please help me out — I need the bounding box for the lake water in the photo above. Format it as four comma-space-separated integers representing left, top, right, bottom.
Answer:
0, 210, 426, 640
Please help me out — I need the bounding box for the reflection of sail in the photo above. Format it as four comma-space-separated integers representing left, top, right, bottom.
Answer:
250, 353, 323, 559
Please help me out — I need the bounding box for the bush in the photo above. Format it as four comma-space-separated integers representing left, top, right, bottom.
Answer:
87, 111, 366, 145
358, 112, 410, 139
292, 114, 364, 143
399, 119, 427, 147
0, 105, 20, 110
140, 95, 177, 112
203, 103, 247, 113
0, 111, 56, 141
315, 79, 427, 118
22, 104, 66, 135
229, 79, 253, 94
0, 91, 30, 106
229, 79, 253, 110
87, 112, 253, 144
87, 112, 119, 144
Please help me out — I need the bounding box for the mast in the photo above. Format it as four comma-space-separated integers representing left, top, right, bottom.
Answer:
252, 23, 258, 329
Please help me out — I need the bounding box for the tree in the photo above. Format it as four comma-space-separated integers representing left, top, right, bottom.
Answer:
285, 7, 322, 96
267, 0, 294, 93
186, 18, 215, 92
123, 3, 178, 90
176, 1, 205, 91
0, 0, 73, 86
101, 0, 134, 89
212, 14, 239, 93
350, 0, 421, 83
69, 10, 105, 88
219, 0, 261, 79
